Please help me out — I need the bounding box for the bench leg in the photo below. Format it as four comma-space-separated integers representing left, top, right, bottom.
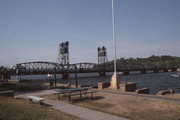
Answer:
68, 93, 71, 102
28, 99, 33, 104
39, 100, 44, 105
84, 92, 88, 98
58, 93, 59, 100
80, 92, 82, 100
91, 93, 93, 99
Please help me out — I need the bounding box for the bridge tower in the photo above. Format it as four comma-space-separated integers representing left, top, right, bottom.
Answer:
57, 41, 70, 80
57, 41, 69, 65
57, 41, 69, 79
57, 41, 69, 82
98, 46, 108, 77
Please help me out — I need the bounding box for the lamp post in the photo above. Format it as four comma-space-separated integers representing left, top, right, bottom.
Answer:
47, 74, 53, 87
110, 0, 119, 89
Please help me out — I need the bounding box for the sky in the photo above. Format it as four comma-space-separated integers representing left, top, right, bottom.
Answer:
0, 0, 180, 67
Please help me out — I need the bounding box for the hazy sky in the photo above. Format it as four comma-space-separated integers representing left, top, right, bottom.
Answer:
0, 0, 180, 67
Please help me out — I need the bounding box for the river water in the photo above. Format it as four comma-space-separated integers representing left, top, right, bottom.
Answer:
11, 71, 180, 94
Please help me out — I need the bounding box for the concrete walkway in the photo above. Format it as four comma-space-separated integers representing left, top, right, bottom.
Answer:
15, 90, 129, 120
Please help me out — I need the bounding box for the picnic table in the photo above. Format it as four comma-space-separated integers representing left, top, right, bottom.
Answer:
55, 87, 96, 102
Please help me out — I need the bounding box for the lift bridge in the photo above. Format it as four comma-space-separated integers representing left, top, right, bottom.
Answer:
3, 60, 177, 77
0, 42, 178, 79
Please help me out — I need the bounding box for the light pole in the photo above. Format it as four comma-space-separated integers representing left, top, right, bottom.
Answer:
110, 0, 119, 89
67, 42, 70, 87
48, 74, 53, 87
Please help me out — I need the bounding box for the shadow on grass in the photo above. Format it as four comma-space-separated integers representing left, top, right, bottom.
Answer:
92, 96, 105, 100
41, 103, 53, 107
15, 97, 53, 107
28, 101, 54, 108
71, 96, 105, 103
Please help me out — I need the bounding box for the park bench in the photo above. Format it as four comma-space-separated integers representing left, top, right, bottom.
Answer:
65, 90, 97, 102
27, 96, 46, 105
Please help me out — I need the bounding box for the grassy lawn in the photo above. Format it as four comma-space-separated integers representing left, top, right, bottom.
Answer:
74, 93, 180, 120
74, 99, 180, 120
42, 92, 180, 120
0, 96, 83, 120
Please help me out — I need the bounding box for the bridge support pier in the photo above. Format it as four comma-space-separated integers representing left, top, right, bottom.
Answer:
153, 70, 159, 73
123, 71, 129, 75
163, 69, 169, 72
2, 74, 10, 80
0, 74, 3, 80
171, 68, 177, 72
98, 72, 106, 77
54, 74, 57, 87
61, 73, 68, 79
140, 70, 146, 74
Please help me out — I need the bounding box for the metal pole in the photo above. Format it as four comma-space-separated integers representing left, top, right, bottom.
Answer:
54, 67, 57, 87
75, 66, 78, 88
67, 42, 70, 87
112, 0, 117, 75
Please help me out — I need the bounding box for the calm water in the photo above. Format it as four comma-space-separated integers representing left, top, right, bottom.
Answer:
11, 72, 180, 94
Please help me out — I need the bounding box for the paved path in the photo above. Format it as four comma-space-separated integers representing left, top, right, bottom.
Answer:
15, 89, 129, 120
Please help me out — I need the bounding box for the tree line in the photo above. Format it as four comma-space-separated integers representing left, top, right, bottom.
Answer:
0, 55, 180, 72
107, 55, 180, 69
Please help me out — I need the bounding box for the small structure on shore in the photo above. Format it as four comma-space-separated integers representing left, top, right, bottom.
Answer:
135, 88, 150, 94
98, 81, 137, 93
119, 82, 136, 92
156, 89, 175, 95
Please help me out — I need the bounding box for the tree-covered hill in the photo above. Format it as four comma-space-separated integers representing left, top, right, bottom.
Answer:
107, 55, 180, 69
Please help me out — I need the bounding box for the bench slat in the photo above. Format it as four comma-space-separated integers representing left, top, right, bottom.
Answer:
27, 96, 45, 101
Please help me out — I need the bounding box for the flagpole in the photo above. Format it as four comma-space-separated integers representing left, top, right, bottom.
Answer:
110, 0, 119, 89
112, 0, 117, 75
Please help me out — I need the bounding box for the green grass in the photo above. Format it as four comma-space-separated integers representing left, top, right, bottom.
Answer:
0, 96, 83, 120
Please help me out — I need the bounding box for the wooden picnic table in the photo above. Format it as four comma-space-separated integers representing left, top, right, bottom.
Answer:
55, 87, 96, 102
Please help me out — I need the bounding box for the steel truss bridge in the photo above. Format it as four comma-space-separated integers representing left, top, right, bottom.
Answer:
13, 61, 97, 75
0, 61, 177, 77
